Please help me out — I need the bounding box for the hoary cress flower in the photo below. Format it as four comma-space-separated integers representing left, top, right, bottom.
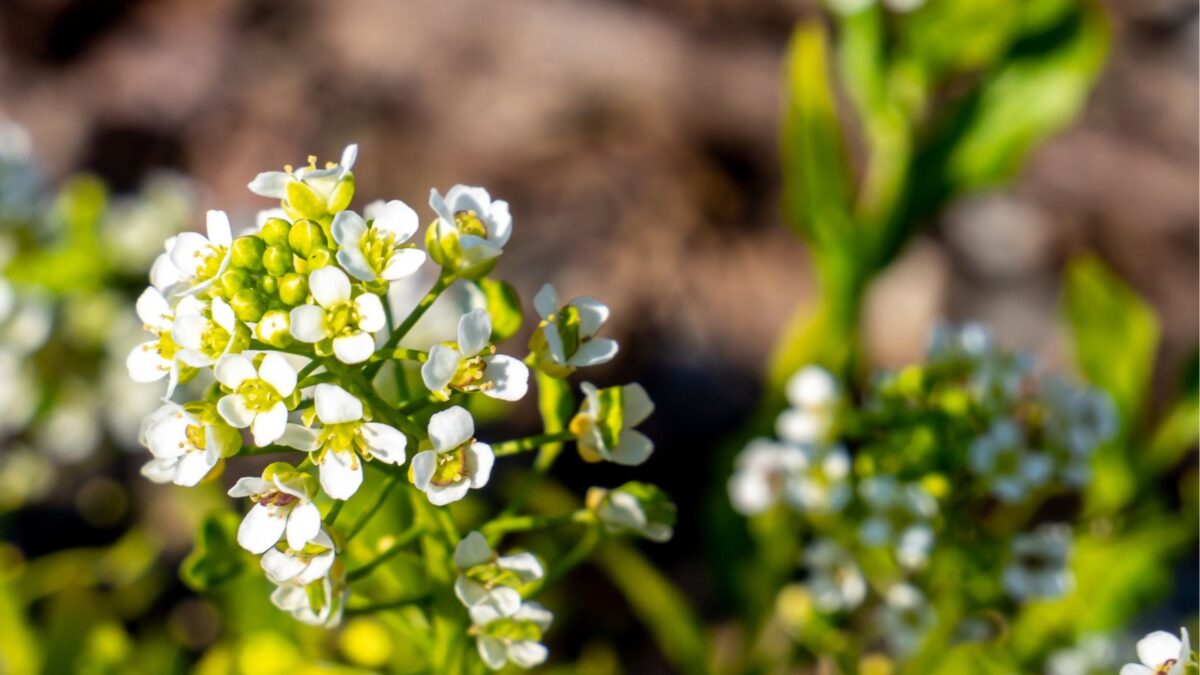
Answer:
213, 352, 297, 447
777, 365, 839, 444
262, 529, 338, 589
586, 482, 676, 542
1002, 523, 1073, 600
168, 209, 233, 294
248, 144, 357, 223
331, 201, 426, 284
1121, 628, 1193, 675
804, 538, 867, 613
728, 439, 807, 516
126, 287, 201, 396
422, 308, 529, 402
426, 185, 512, 280
410, 406, 494, 506
569, 382, 654, 466
281, 383, 407, 500
289, 266, 387, 364
139, 401, 241, 487
454, 531, 544, 613
171, 295, 246, 370
469, 599, 553, 672
529, 284, 618, 378
270, 553, 346, 628
228, 462, 322, 554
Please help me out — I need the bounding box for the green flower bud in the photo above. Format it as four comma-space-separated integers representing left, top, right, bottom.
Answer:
307, 247, 333, 270
259, 274, 278, 295
263, 244, 293, 276
229, 236, 266, 271
277, 272, 309, 306
288, 219, 327, 257
261, 218, 291, 247
218, 269, 250, 301
327, 175, 355, 213
425, 220, 496, 281
286, 180, 327, 221
255, 309, 293, 348
231, 288, 268, 323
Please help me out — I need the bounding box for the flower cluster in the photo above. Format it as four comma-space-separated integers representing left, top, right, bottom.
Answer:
729, 323, 1118, 659
126, 144, 673, 669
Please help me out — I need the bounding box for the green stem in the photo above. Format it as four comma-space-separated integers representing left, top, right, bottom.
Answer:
524, 529, 601, 598
397, 394, 437, 415
298, 371, 336, 388
324, 501, 344, 526
390, 348, 428, 363
482, 511, 594, 541
491, 431, 575, 457
365, 270, 455, 380
345, 475, 400, 542
346, 523, 426, 582
343, 592, 432, 617
295, 358, 322, 383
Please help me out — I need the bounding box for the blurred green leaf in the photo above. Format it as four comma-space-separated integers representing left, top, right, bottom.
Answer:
535, 369, 575, 456
474, 278, 522, 343
0, 577, 41, 675
1146, 394, 1200, 472
181, 511, 245, 592
4, 176, 111, 294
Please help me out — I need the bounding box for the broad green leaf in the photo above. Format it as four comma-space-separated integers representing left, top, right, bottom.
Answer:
474, 278, 522, 342
180, 511, 244, 592
1146, 394, 1200, 473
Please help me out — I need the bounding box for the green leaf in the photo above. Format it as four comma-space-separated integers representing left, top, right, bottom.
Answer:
180, 511, 244, 592
1063, 255, 1159, 434
474, 278, 523, 342
1146, 394, 1200, 473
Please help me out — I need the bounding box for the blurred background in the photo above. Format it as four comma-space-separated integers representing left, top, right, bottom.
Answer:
0, 0, 1195, 672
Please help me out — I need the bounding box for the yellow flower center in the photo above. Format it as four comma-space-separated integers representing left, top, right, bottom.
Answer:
237, 378, 282, 413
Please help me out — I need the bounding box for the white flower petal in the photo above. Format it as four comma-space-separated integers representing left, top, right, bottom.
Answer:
610, 429, 653, 466
171, 314, 207, 350
211, 296, 236, 333
621, 383, 654, 426
362, 422, 407, 465
457, 308, 492, 358
354, 292, 386, 332
466, 442, 494, 488
372, 199, 419, 242
477, 637, 507, 671
251, 401, 289, 446
279, 424, 320, 451
568, 337, 618, 367
214, 354, 256, 390
479, 355, 529, 402
238, 503, 286, 554
216, 394, 256, 429
314, 383, 362, 424
381, 248, 426, 280
319, 449, 363, 500
206, 210, 233, 246
569, 296, 609, 337
508, 642, 548, 669
248, 171, 291, 199
332, 331, 376, 364
135, 287, 172, 330
337, 248, 377, 282
228, 476, 273, 498
309, 267, 351, 308
258, 352, 297, 396
427, 406, 474, 453
289, 305, 328, 343
497, 552, 543, 582
426, 481, 470, 506
543, 324, 566, 364
169, 232, 211, 276
454, 531, 493, 569
422, 345, 461, 394
1137, 631, 1182, 669
286, 501, 322, 550
330, 210, 368, 248
533, 284, 559, 320
261, 548, 306, 584
140, 458, 176, 484
410, 450, 437, 491
1120, 665, 1154, 675
126, 342, 170, 382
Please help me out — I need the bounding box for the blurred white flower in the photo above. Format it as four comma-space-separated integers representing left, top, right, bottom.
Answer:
1045, 634, 1118, 675
1003, 523, 1074, 600
785, 444, 852, 515
453, 531, 543, 613
270, 561, 346, 628
587, 483, 676, 542
777, 365, 838, 444
969, 420, 1053, 503
570, 382, 654, 466
262, 529, 337, 588
422, 308, 529, 402
804, 539, 866, 613
728, 439, 806, 515
878, 583, 936, 655
470, 599, 553, 671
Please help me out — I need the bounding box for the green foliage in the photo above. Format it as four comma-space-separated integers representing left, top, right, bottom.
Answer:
474, 278, 522, 342
181, 511, 246, 592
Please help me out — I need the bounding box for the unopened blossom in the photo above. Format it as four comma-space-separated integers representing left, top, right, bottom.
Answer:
280, 383, 407, 500
248, 144, 357, 221
777, 365, 838, 444
969, 420, 1054, 503
1121, 628, 1193, 675
172, 295, 243, 369
214, 352, 297, 446
785, 444, 852, 515
877, 584, 936, 656
569, 382, 654, 465
228, 463, 321, 554
454, 531, 544, 613
126, 288, 202, 395
1003, 523, 1074, 600
804, 538, 866, 612
422, 308, 529, 402
530, 284, 617, 377
331, 202, 425, 283
470, 599, 553, 671
410, 406, 494, 505
427, 185, 512, 279
587, 482, 676, 542
289, 266, 387, 364
169, 210, 233, 294
139, 402, 239, 486
728, 439, 806, 516
262, 529, 338, 588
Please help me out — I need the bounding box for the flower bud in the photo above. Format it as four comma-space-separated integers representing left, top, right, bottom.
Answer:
327, 175, 355, 213
263, 244, 293, 276
230, 235, 266, 271
261, 218, 291, 247
231, 288, 268, 323
424, 220, 496, 280
285, 180, 327, 221
586, 482, 675, 542
307, 247, 334, 270
218, 268, 250, 300
255, 309, 293, 348
259, 274, 278, 296
277, 272, 309, 306
288, 219, 327, 257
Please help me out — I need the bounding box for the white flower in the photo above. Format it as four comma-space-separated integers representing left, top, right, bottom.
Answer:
1003, 523, 1074, 600
428, 185, 512, 274
0, 349, 38, 436
279, 383, 407, 500
453, 531, 544, 613
857, 476, 938, 570
249, 144, 357, 201
588, 483, 675, 542
171, 295, 240, 369
228, 469, 321, 554
895, 524, 935, 571
168, 210, 233, 294
270, 563, 346, 628
261, 530, 337, 587
785, 444, 852, 515
331, 203, 426, 283
138, 402, 236, 486
569, 382, 654, 465
289, 266, 387, 364
126, 287, 201, 396
532, 284, 618, 374
777, 365, 838, 444
927, 321, 994, 363
410, 406, 494, 505
877, 584, 936, 656
727, 439, 806, 515
149, 239, 184, 295
422, 308, 529, 402
213, 353, 297, 446
1041, 376, 1118, 487
969, 420, 1054, 503
804, 539, 866, 613
1121, 628, 1192, 675
1046, 634, 1118, 675
470, 600, 553, 671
